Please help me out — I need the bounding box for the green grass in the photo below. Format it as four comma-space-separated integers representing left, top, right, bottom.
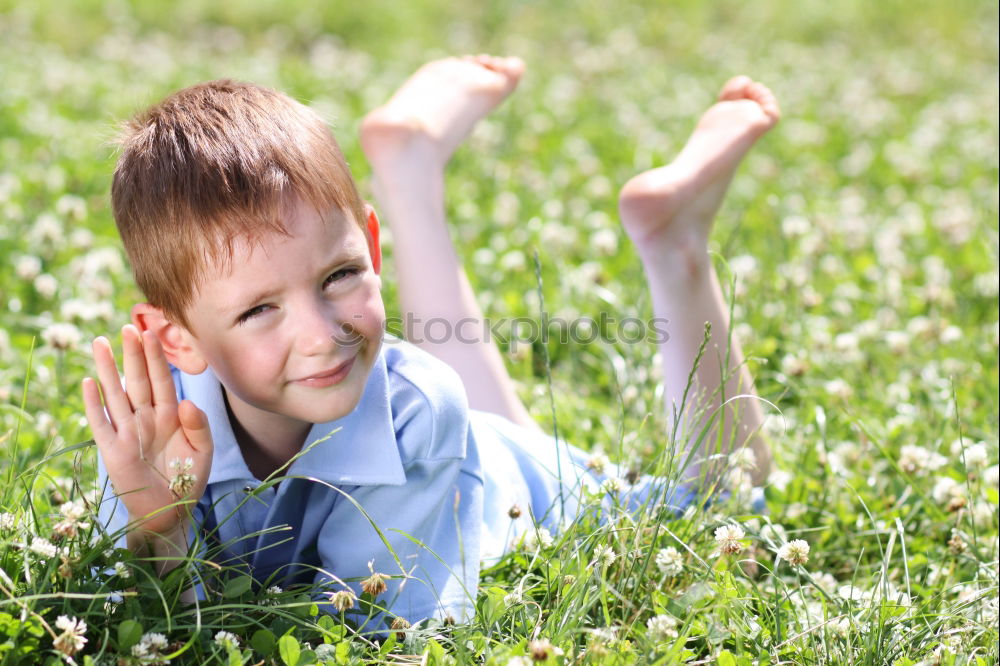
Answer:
0, 0, 997, 663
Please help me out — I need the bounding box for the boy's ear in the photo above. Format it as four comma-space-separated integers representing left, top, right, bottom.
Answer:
131, 303, 208, 375
364, 204, 382, 275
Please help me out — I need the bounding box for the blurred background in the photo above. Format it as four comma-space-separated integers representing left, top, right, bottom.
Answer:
0, 0, 997, 464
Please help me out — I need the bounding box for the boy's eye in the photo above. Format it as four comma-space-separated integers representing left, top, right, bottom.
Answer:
236, 305, 269, 325
324, 267, 361, 287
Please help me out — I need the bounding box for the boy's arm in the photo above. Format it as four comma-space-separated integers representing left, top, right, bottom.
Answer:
84, 324, 213, 573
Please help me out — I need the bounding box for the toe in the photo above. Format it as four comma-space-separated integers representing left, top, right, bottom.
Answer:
718, 76, 753, 102
747, 82, 781, 121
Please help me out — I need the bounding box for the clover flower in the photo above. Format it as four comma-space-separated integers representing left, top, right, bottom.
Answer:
329, 588, 357, 613
390, 616, 411, 639
730, 447, 757, 471
600, 477, 624, 494
521, 526, 554, 551
53, 499, 91, 538
0, 512, 16, 531
777, 539, 810, 566
29, 536, 58, 558
898, 444, 946, 476
645, 614, 679, 642
655, 547, 684, 576
167, 457, 197, 497
41, 322, 82, 351
529, 638, 554, 661
960, 443, 988, 469
213, 630, 239, 649
362, 571, 389, 597
132, 632, 169, 664
53, 615, 87, 656
714, 524, 746, 555
586, 452, 610, 475
591, 543, 617, 568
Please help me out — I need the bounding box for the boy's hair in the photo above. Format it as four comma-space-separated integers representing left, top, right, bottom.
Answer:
112, 79, 367, 329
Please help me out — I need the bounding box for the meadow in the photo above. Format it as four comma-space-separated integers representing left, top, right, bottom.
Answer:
0, 0, 997, 663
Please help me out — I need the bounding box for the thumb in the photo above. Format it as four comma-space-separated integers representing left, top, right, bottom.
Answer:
178, 399, 213, 453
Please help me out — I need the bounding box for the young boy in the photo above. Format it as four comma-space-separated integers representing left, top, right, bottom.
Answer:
87, 55, 778, 629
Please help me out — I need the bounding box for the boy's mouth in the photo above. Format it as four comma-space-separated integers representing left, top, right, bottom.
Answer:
292, 356, 357, 387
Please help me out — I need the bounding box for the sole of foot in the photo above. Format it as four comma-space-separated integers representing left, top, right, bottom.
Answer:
618, 76, 780, 251
360, 55, 525, 171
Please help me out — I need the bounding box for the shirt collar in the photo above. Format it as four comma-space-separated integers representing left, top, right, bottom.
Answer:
177, 347, 407, 488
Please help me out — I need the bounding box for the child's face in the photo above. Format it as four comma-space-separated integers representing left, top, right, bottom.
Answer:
179, 196, 385, 434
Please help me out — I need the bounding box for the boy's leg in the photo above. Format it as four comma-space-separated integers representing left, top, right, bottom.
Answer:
618, 77, 779, 485
360, 56, 539, 430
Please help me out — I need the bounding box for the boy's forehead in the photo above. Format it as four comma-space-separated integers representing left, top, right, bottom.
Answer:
192, 202, 364, 289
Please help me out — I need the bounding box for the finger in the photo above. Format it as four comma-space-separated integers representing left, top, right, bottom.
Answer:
82, 377, 118, 448
122, 324, 153, 410
142, 330, 178, 409
178, 400, 213, 454
92, 336, 132, 429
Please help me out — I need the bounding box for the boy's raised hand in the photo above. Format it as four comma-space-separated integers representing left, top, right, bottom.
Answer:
83, 324, 213, 536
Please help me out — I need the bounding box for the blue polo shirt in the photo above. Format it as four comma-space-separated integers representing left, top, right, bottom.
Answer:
97, 337, 694, 629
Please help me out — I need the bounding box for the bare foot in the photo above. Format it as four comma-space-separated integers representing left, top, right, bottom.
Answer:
360, 55, 525, 172
618, 76, 780, 258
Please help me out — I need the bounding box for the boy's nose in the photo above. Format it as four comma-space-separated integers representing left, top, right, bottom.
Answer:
296, 303, 348, 356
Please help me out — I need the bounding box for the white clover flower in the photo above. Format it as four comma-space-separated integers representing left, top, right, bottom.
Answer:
645, 613, 679, 642
132, 632, 169, 664
714, 523, 746, 555
167, 457, 197, 497
33, 273, 58, 298
113, 561, 131, 578
0, 512, 16, 531
53, 615, 88, 655
813, 571, 838, 595
837, 584, 865, 602
591, 229, 618, 255
726, 467, 754, 493
824, 378, 852, 399
29, 537, 58, 558
506, 657, 533, 666
970, 500, 995, 528
777, 539, 810, 566
15, 255, 42, 280
931, 476, 963, 504
898, 444, 945, 475
655, 547, 683, 576
591, 543, 617, 568
503, 589, 523, 607
730, 447, 757, 471
53, 500, 91, 538
767, 469, 792, 492
586, 452, 610, 475
600, 477, 624, 494
522, 526, 554, 551
961, 443, 989, 469
41, 322, 82, 351
328, 588, 357, 613
214, 630, 240, 649
266, 585, 283, 595
984, 465, 999, 488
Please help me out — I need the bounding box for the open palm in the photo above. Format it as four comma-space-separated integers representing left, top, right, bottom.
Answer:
83, 325, 213, 536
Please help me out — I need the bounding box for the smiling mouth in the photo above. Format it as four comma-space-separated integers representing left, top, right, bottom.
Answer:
294, 356, 357, 387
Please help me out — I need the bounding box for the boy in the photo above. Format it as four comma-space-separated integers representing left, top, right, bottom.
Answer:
86, 55, 778, 629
